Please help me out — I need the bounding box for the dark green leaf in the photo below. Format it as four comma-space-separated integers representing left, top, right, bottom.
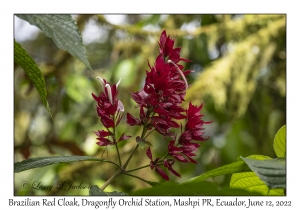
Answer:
89, 185, 127, 196
14, 40, 52, 118
130, 181, 262, 196
16, 14, 92, 70
273, 125, 286, 157
241, 156, 286, 189
14, 156, 118, 173
143, 180, 158, 186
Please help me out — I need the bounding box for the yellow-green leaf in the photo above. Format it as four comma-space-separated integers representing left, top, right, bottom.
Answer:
273, 125, 286, 157
230, 172, 284, 195
230, 155, 285, 195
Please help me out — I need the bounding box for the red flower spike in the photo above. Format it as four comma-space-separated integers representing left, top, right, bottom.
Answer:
92, 77, 126, 147
126, 30, 212, 179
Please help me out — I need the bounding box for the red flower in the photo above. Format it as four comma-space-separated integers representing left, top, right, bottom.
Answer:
167, 102, 211, 163
92, 77, 124, 128
94, 130, 130, 147
159, 30, 191, 63
179, 102, 211, 144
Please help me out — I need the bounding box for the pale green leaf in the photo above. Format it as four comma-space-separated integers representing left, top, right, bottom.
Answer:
230, 172, 284, 195
273, 125, 286, 157
14, 40, 52, 118
16, 14, 92, 70
182, 161, 250, 185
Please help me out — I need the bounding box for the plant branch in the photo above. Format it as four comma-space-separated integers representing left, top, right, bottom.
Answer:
143, 128, 155, 140
100, 168, 123, 191
112, 115, 122, 167
123, 173, 154, 186
122, 144, 139, 170
126, 164, 150, 173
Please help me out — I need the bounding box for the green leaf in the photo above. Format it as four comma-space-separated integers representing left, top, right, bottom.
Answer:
273, 125, 286, 157
241, 156, 286, 189
14, 156, 118, 173
89, 185, 127, 196
181, 160, 250, 185
142, 180, 158, 187
130, 181, 262, 196
16, 14, 92, 70
136, 136, 152, 149
14, 40, 52, 118
230, 171, 284, 195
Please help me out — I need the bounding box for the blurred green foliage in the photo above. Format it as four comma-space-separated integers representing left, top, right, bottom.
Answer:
14, 14, 286, 195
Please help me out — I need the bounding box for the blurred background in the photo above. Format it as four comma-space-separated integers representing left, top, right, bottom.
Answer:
14, 14, 286, 195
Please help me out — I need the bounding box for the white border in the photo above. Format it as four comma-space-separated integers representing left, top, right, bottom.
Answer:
3, 0, 300, 209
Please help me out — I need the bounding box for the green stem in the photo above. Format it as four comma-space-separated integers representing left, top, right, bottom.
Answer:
126, 164, 150, 173
161, 152, 169, 160
122, 144, 139, 170
143, 128, 155, 140
115, 140, 122, 166
100, 168, 123, 191
123, 173, 154, 186
100, 109, 153, 190
113, 115, 122, 167
122, 123, 149, 170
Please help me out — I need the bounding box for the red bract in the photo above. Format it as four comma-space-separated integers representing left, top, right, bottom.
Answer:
94, 130, 131, 146
126, 113, 141, 126
163, 159, 181, 178
94, 129, 113, 146
146, 147, 169, 180
159, 30, 175, 57
179, 102, 211, 144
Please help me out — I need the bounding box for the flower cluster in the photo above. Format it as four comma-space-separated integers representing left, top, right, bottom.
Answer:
92, 77, 130, 146
126, 30, 211, 180
92, 30, 211, 181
